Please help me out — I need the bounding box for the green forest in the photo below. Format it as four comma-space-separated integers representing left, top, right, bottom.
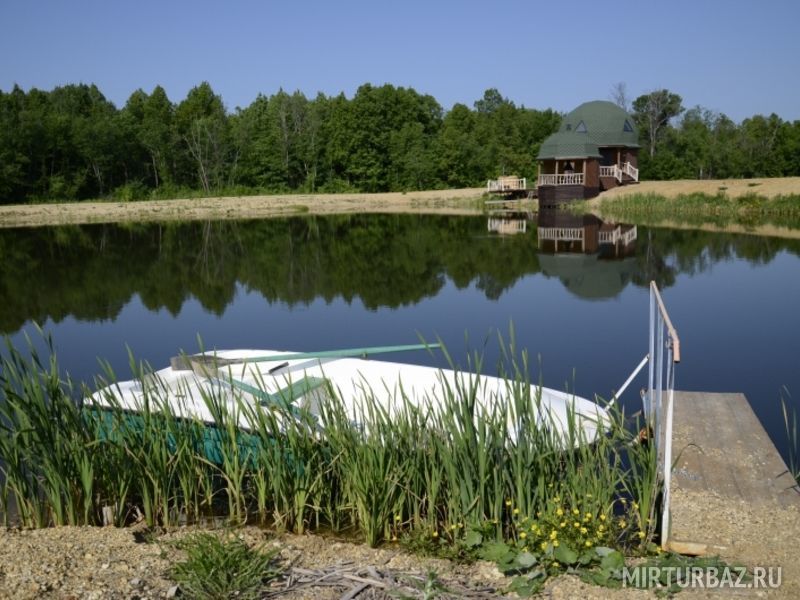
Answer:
1, 82, 799, 204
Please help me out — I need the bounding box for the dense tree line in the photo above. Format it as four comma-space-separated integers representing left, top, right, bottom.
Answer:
2, 82, 799, 204
630, 89, 800, 180
0, 83, 559, 203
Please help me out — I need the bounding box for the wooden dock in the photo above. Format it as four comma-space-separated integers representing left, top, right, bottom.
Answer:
666, 391, 800, 554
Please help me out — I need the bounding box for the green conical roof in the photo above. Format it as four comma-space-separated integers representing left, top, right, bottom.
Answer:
537, 100, 639, 160
537, 131, 601, 160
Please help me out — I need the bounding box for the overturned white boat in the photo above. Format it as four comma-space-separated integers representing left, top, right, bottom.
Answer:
90, 344, 610, 449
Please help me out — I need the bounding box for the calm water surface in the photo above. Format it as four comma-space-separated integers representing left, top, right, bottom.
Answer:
2, 212, 799, 459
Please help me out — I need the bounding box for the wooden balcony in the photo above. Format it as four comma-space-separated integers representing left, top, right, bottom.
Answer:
623, 162, 639, 181
599, 165, 623, 182
599, 162, 639, 183
537, 173, 584, 186
487, 177, 527, 192
537, 227, 584, 242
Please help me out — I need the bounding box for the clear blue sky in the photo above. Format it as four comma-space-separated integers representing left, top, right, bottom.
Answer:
1, 0, 798, 122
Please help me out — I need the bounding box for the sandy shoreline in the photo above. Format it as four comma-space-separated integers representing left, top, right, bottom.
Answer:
0, 189, 486, 229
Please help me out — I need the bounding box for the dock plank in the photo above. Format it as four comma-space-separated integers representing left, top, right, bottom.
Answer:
667, 391, 800, 554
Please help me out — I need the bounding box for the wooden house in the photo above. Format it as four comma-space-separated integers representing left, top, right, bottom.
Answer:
537, 101, 640, 204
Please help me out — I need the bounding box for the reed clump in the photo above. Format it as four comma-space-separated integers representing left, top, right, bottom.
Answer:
0, 333, 661, 563
589, 192, 800, 230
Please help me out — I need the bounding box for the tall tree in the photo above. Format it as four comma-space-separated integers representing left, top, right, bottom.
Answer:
633, 89, 684, 158
609, 82, 630, 112
175, 82, 230, 193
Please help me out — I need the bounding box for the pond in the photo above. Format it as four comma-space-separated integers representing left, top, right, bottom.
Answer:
2, 211, 799, 460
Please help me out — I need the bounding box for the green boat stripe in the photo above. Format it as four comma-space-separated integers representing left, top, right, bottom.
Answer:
206, 342, 441, 365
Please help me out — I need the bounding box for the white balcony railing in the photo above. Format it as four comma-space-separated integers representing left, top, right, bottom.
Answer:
537, 227, 584, 242
537, 173, 584, 186
599, 165, 623, 182
598, 227, 622, 244
623, 162, 639, 181
622, 225, 638, 245
487, 177, 527, 192
488, 218, 527, 234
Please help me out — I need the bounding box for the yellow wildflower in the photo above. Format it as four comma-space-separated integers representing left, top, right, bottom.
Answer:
585, 540, 592, 547
432, 531, 438, 538
553, 540, 560, 547
637, 531, 646, 539
572, 508, 580, 516
619, 519, 627, 528
580, 527, 588, 535
552, 561, 560, 568
505, 499, 512, 507
540, 541, 548, 551
573, 522, 580, 528
513, 508, 520, 515
599, 514, 607, 522
556, 507, 564, 516
549, 530, 558, 540
584, 512, 592, 520
520, 532, 527, 539
559, 521, 566, 528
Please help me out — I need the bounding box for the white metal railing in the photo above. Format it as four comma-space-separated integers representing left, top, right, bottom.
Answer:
537, 173, 584, 186
487, 177, 527, 192
604, 282, 679, 549
623, 162, 639, 181
537, 227, 584, 242
599, 165, 623, 182
647, 281, 680, 549
487, 218, 527, 234
598, 227, 621, 244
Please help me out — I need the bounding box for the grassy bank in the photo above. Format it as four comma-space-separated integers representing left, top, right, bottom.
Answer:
0, 334, 663, 593
584, 192, 800, 231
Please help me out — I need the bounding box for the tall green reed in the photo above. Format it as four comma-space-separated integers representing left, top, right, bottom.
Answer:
1, 331, 658, 553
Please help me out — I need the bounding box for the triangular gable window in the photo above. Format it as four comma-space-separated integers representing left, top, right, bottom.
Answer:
623, 119, 634, 132
575, 120, 587, 133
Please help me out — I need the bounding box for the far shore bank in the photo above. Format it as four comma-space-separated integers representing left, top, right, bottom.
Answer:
595, 176, 800, 199
0, 188, 486, 229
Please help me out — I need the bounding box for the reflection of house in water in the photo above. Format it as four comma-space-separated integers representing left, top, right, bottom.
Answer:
537, 210, 638, 299
487, 211, 531, 235
537, 211, 636, 257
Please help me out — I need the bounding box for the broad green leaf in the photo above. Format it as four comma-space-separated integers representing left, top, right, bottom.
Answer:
515, 551, 537, 569
553, 543, 578, 565
479, 541, 513, 562
600, 550, 625, 572
464, 529, 483, 548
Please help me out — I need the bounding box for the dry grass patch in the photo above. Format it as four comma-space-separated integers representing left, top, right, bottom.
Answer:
598, 177, 800, 200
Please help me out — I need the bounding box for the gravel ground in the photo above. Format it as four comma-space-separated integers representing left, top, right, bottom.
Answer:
1, 518, 796, 599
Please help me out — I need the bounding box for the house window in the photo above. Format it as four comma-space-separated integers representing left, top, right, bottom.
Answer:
575, 120, 587, 133
565, 123, 572, 131
623, 119, 634, 132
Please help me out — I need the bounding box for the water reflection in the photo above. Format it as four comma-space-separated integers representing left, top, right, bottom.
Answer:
2, 213, 800, 335
536, 210, 638, 300
537, 211, 637, 257
486, 210, 531, 235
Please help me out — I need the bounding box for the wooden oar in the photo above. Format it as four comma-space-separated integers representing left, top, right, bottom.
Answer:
171, 342, 441, 373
